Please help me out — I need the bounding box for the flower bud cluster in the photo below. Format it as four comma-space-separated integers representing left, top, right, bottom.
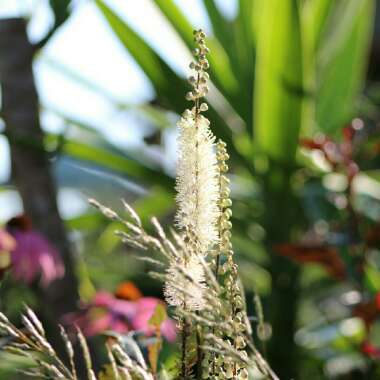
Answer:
220, 142, 248, 378
185, 29, 210, 108
202, 349, 248, 379
201, 140, 249, 379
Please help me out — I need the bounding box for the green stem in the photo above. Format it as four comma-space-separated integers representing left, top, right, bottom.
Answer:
181, 317, 188, 379
263, 161, 301, 379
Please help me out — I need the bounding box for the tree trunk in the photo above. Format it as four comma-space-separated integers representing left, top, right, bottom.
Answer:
0, 17, 79, 327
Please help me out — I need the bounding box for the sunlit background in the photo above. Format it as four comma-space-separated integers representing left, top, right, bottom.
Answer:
1, 0, 380, 379
0, 0, 235, 219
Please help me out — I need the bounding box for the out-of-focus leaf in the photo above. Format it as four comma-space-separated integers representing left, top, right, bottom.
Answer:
231, 0, 256, 131
274, 244, 346, 280
316, 0, 375, 133
46, 57, 249, 168
97, 221, 122, 253
49, 0, 71, 26
364, 264, 380, 294
332, 318, 366, 350
361, 170, 380, 183
0, 353, 34, 378
203, 0, 233, 55
203, 0, 251, 86
236, 0, 255, 73
62, 139, 174, 190
95, 0, 187, 112
303, 0, 334, 51
138, 105, 174, 130
38, 0, 72, 47
43, 58, 175, 130
96, 188, 174, 252
149, 303, 167, 327
95, 0, 248, 168
77, 256, 97, 302
254, 0, 303, 163
365, 222, 380, 248
353, 294, 380, 329
65, 213, 105, 230
153, 0, 242, 118
238, 260, 271, 295
42, 56, 119, 102
0, 185, 15, 192
148, 304, 165, 374
132, 186, 173, 225
300, 0, 334, 133
44, 111, 171, 183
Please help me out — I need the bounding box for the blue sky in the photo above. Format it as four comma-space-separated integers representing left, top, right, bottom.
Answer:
0, 0, 236, 220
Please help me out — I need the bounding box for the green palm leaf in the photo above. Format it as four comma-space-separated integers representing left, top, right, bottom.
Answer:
96, 0, 187, 112
254, 0, 303, 164
153, 0, 243, 119
315, 0, 375, 133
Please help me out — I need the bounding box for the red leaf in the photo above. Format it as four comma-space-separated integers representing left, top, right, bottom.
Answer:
6, 215, 32, 232
365, 224, 380, 248
361, 341, 380, 359
342, 125, 355, 142
353, 296, 380, 330
274, 244, 346, 280
299, 138, 324, 150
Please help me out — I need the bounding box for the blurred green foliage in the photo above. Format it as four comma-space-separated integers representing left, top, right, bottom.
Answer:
1, 0, 380, 378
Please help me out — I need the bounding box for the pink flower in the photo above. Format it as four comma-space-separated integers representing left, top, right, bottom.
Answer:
0, 229, 16, 278
0, 229, 16, 252
65, 290, 176, 342
6, 216, 64, 287
131, 297, 176, 342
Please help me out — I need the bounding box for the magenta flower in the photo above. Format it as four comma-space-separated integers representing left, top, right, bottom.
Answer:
5, 216, 64, 287
65, 290, 176, 342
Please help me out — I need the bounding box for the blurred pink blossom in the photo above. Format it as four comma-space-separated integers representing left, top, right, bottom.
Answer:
65, 290, 176, 342
5, 216, 64, 287
10, 229, 65, 287
132, 297, 176, 342
0, 229, 16, 252
0, 229, 16, 278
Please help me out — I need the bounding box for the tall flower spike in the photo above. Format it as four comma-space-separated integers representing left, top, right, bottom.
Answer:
166, 29, 217, 379
175, 29, 219, 256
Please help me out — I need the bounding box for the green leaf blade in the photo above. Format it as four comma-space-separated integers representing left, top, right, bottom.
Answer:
315, 0, 375, 134
254, 0, 303, 164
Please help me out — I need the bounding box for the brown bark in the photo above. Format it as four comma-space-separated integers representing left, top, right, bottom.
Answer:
0, 18, 79, 320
